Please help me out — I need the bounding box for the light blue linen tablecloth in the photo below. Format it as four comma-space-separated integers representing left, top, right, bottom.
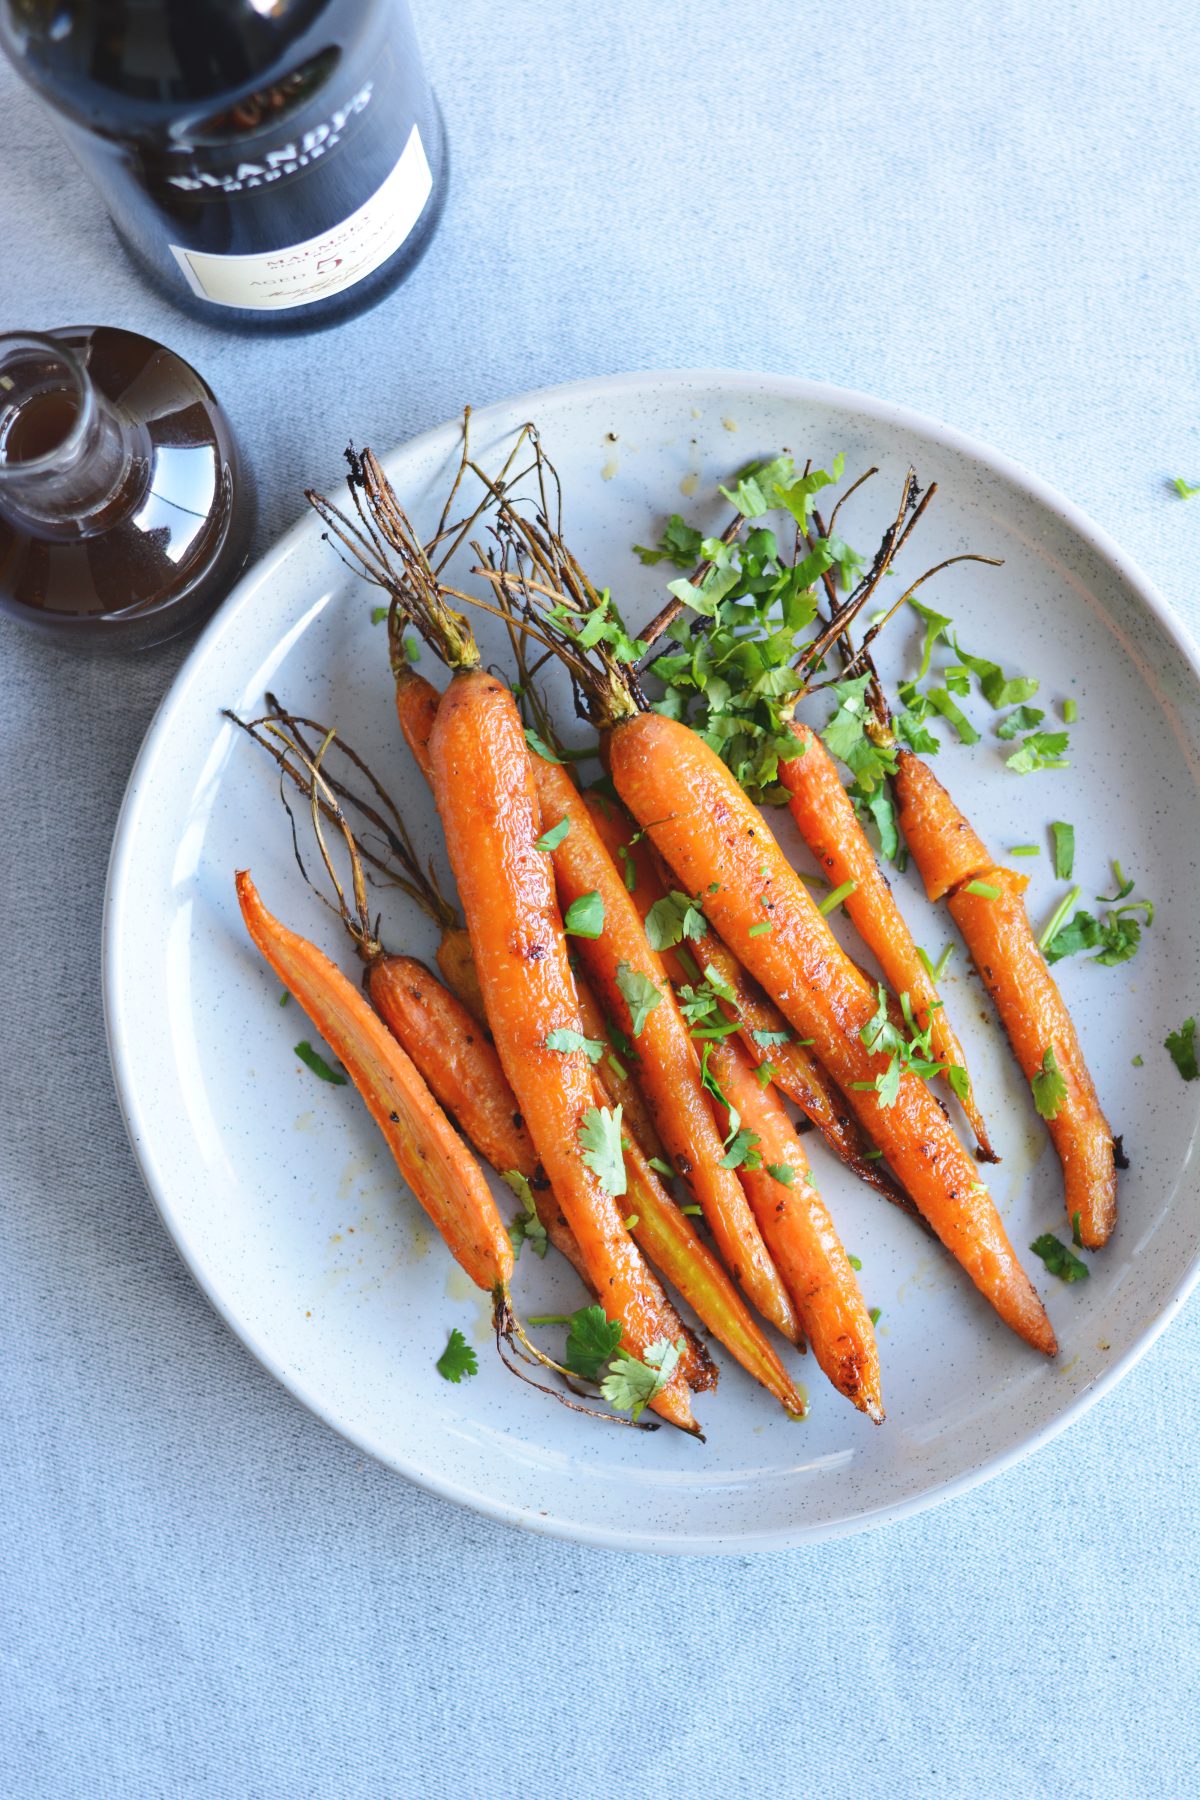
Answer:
2, 3, 1198, 1794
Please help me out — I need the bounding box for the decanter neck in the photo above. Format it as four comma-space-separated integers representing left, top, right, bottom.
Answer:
0, 332, 149, 539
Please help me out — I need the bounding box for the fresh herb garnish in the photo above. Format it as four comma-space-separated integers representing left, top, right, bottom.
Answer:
647, 1156, 675, 1180
1051, 821, 1075, 879
868, 1307, 882, 1326
436, 1328, 479, 1383
964, 879, 1000, 899
848, 1253, 863, 1270
1031, 1046, 1067, 1120
950, 637, 1039, 710
1030, 1233, 1089, 1283
1172, 477, 1200, 499
1072, 1210, 1084, 1248
615, 962, 662, 1036
748, 920, 771, 937
766, 1162, 796, 1186
751, 1027, 791, 1047
601, 1337, 684, 1421
916, 942, 955, 983
633, 514, 705, 568
1008, 844, 1040, 856
1005, 731, 1070, 774
563, 890, 604, 937
294, 1041, 346, 1085
544, 1028, 606, 1063
577, 1105, 627, 1196
819, 879, 857, 916
278, 989, 290, 1006
719, 1128, 762, 1171
564, 1304, 624, 1381
523, 727, 562, 764
822, 674, 898, 795
535, 817, 571, 853
1165, 1017, 1199, 1081
996, 705, 1046, 741
853, 986, 946, 1106
1062, 698, 1078, 724
502, 1170, 548, 1259
644, 889, 707, 952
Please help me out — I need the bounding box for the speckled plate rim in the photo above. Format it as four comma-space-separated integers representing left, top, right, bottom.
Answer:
103, 368, 1200, 1554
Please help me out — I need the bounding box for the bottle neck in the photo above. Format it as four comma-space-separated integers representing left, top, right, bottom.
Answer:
0, 333, 149, 540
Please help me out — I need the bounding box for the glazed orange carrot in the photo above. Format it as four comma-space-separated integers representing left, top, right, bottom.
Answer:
706, 1037, 883, 1419
531, 752, 802, 1347
366, 953, 589, 1278
391, 672, 671, 1167
608, 709, 1057, 1355
893, 749, 991, 902
583, 792, 920, 1220
429, 669, 698, 1431
780, 722, 994, 1159
368, 952, 807, 1404
393, 664, 440, 786
895, 752, 1116, 1247
236, 871, 513, 1296
951, 869, 1116, 1248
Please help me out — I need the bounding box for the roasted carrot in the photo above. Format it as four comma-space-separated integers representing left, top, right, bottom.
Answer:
896, 752, 1116, 1246
893, 749, 991, 902
780, 721, 995, 1158
429, 668, 698, 1431
368, 951, 810, 1402
570, 973, 669, 1165
366, 954, 589, 1278
236, 871, 513, 1296
608, 710, 1057, 1355
435, 925, 487, 1026
583, 792, 920, 1221
532, 751, 802, 1347
392, 662, 440, 786
706, 1037, 883, 1420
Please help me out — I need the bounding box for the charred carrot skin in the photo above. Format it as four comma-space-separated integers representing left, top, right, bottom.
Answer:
609, 711, 1057, 1356
532, 752, 802, 1348
366, 954, 589, 1279
427, 671, 697, 1431
780, 723, 995, 1160
236, 872, 513, 1295
707, 1038, 883, 1420
583, 794, 920, 1220
949, 869, 1117, 1249
895, 752, 1116, 1248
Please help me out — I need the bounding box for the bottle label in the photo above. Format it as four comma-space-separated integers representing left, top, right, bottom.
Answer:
167, 123, 432, 310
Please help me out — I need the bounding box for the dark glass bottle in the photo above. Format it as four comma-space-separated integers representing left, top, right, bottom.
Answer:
0, 1, 447, 332
0, 327, 255, 648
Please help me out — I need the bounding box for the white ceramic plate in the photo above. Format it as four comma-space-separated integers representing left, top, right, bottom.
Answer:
104, 371, 1200, 1553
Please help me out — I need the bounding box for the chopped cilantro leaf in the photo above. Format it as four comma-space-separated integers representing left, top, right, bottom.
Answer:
564, 1304, 623, 1381
524, 727, 562, 764
822, 675, 898, 793
1009, 844, 1040, 857
1051, 822, 1075, 879
535, 816, 571, 853
1165, 1017, 1199, 1081
964, 880, 1000, 899
1030, 1233, 1089, 1283
1062, 698, 1078, 724
1173, 477, 1200, 499
294, 1041, 346, 1085
436, 1328, 478, 1383
615, 962, 662, 1036
916, 943, 955, 983
748, 920, 771, 937
766, 1162, 796, 1186
502, 1170, 548, 1259
719, 1128, 762, 1171
996, 704, 1046, 740
1005, 731, 1070, 774
868, 1307, 882, 1326
753, 1060, 776, 1089
950, 637, 1039, 709
645, 890, 707, 952
1072, 1210, 1084, 1248
601, 1336, 684, 1421
647, 1156, 675, 1180
545, 1028, 605, 1063
633, 514, 705, 568
370, 604, 389, 626
1031, 1046, 1067, 1120
563, 890, 604, 938
926, 686, 981, 745
848, 1254, 863, 1270
751, 1027, 791, 1047
578, 1105, 627, 1196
